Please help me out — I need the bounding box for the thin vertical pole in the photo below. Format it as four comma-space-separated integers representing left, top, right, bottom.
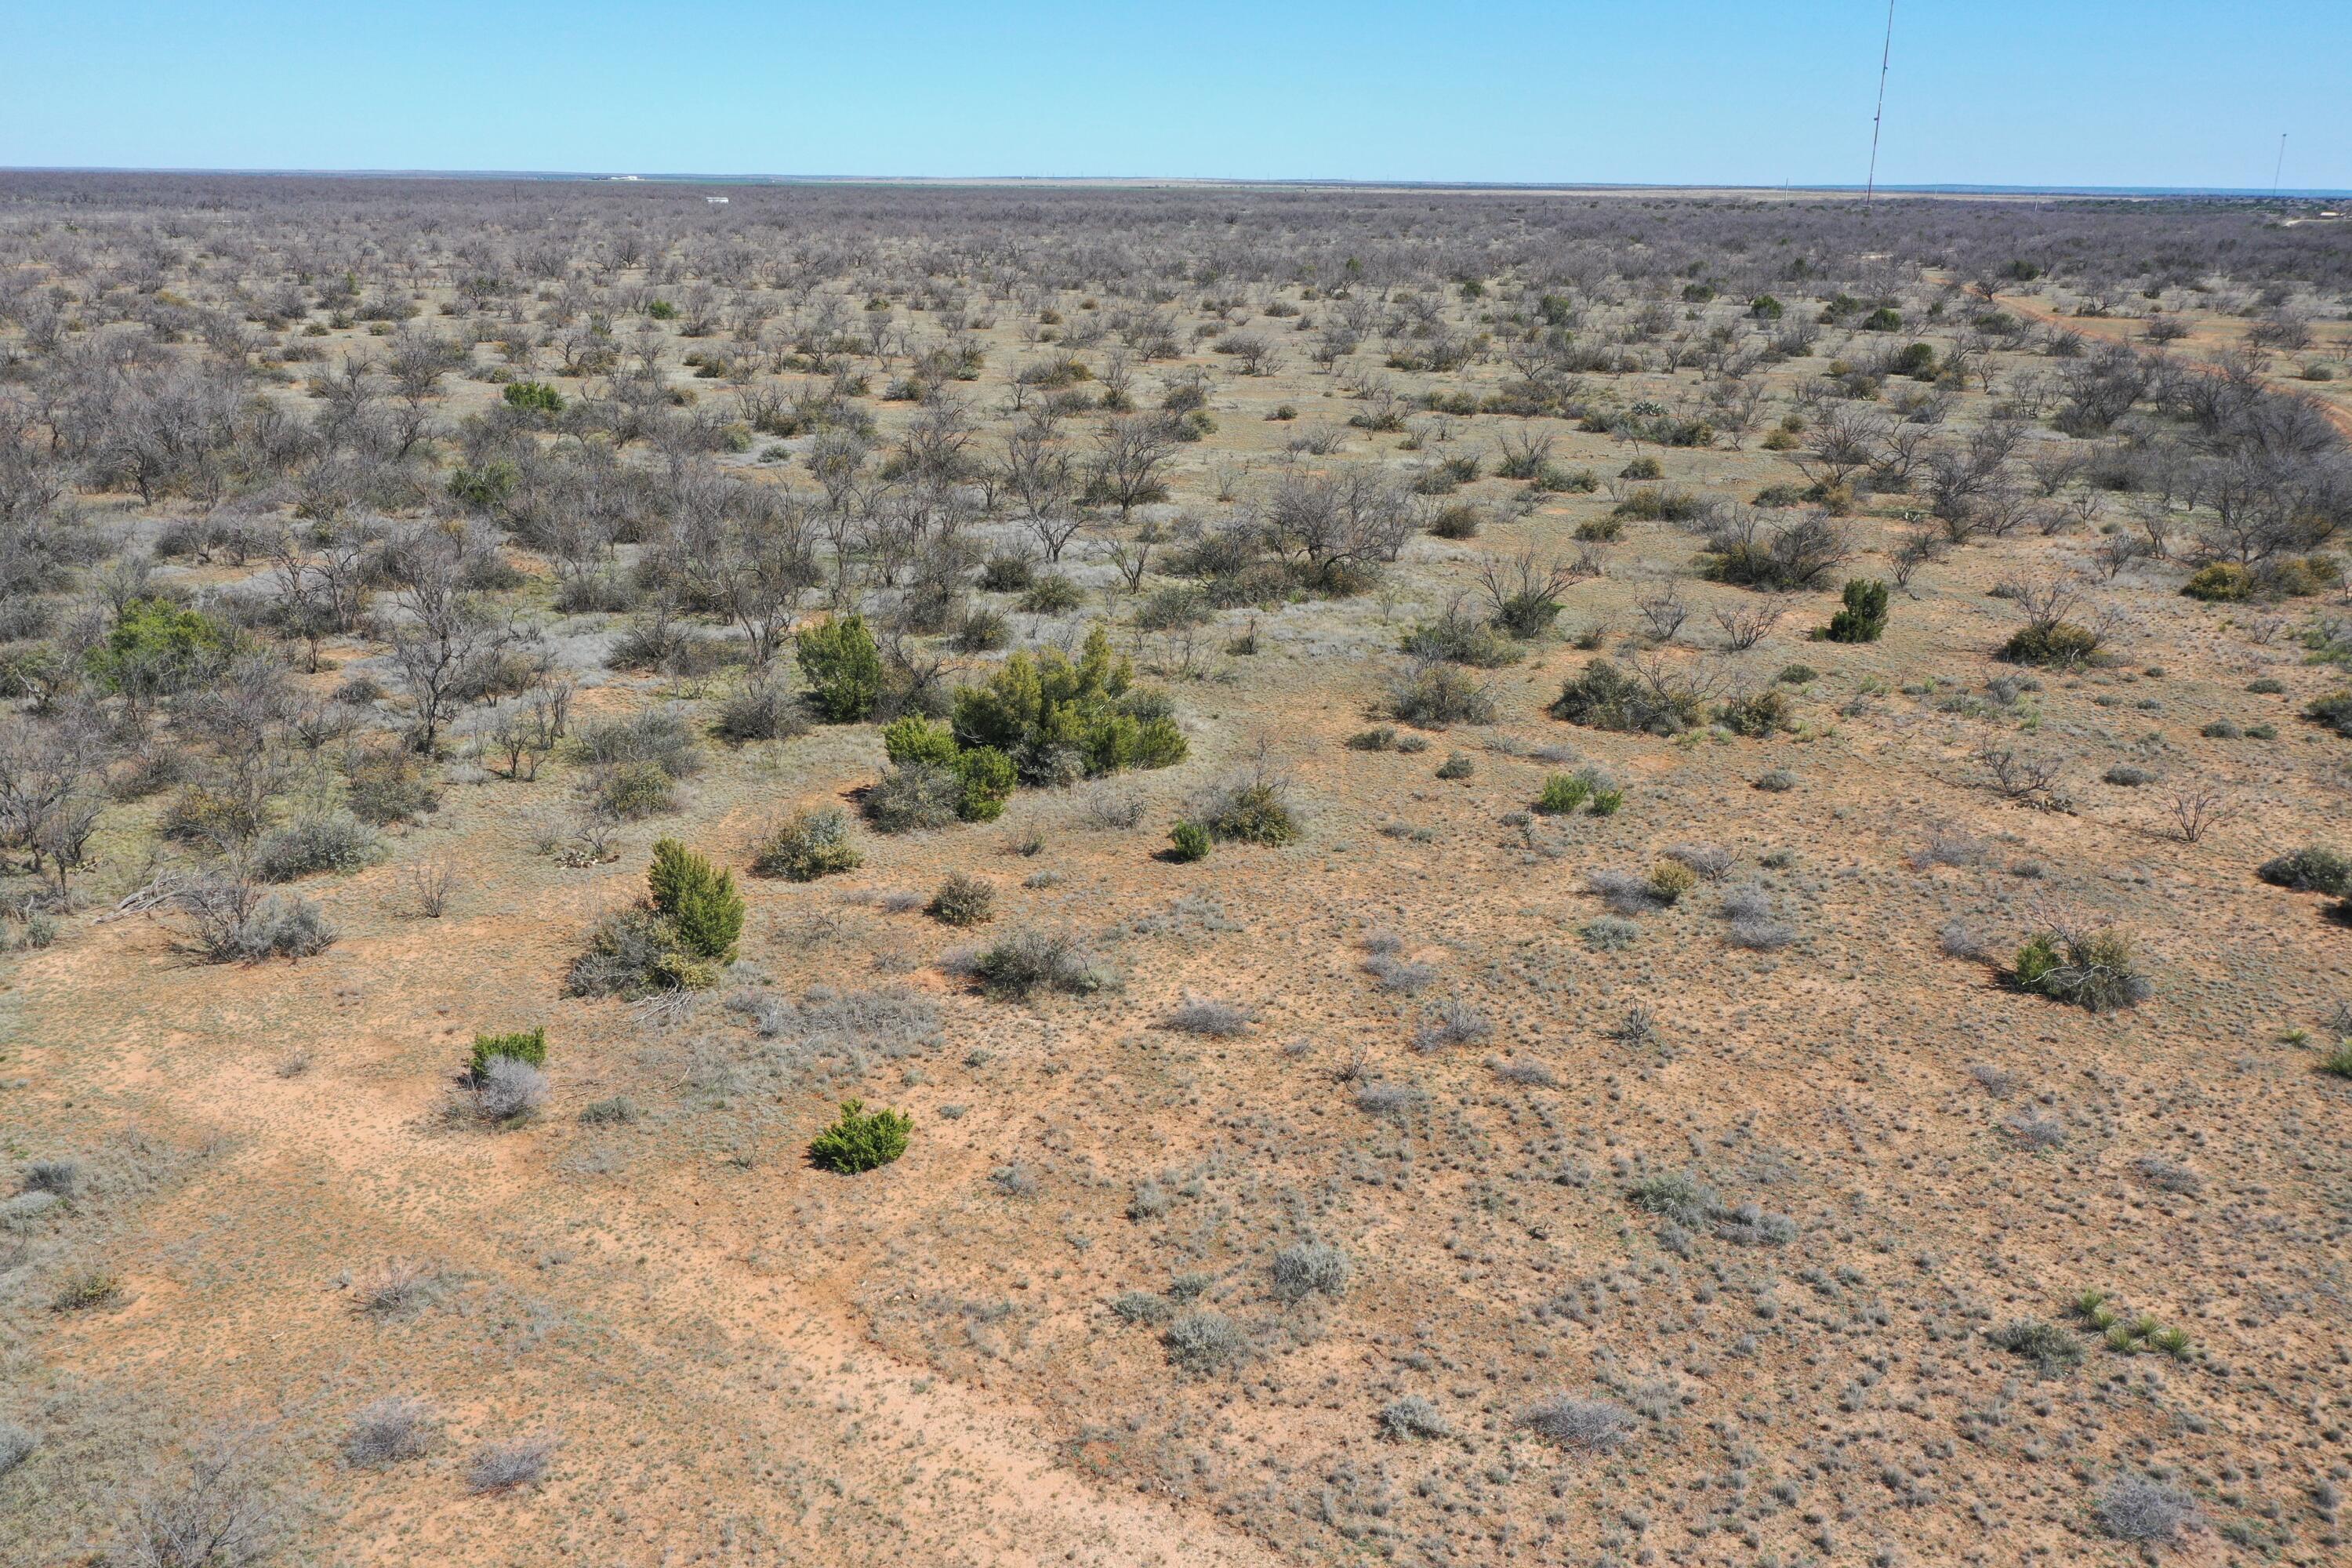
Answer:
1865, 0, 1896, 207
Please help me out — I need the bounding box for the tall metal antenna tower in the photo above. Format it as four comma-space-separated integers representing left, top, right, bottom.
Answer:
1864, 0, 1896, 207
2270, 132, 2288, 200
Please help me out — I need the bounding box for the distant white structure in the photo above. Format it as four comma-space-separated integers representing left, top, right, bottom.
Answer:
706, 195, 729, 205
608, 174, 641, 182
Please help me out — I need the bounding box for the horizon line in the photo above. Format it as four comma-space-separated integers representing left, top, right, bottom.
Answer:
4, 167, 2349, 201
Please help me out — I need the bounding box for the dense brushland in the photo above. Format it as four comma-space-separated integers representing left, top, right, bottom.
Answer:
2, 173, 2351, 1567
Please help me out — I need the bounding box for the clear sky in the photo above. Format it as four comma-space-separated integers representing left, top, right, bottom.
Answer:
6, 2, 2347, 191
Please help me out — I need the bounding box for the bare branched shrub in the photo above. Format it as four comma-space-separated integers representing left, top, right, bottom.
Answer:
343, 1398, 435, 1469
354, 1258, 445, 1317
1519, 1396, 1635, 1453
466, 1436, 555, 1494
403, 854, 456, 918
171, 877, 338, 963
1378, 1396, 1450, 1440
122, 1428, 280, 1568
1411, 999, 1493, 1053
1163, 996, 1258, 1036
474, 1056, 549, 1122
2165, 786, 2231, 844
1976, 746, 2069, 808
2094, 1478, 2198, 1544
1664, 844, 1734, 882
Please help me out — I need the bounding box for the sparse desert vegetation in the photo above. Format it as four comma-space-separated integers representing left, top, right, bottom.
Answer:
2, 171, 2351, 1568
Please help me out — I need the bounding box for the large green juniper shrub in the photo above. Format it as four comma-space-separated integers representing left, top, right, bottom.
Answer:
648, 838, 743, 961
568, 840, 742, 996
949, 626, 1185, 783
809, 1099, 912, 1172
795, 613, 887, 721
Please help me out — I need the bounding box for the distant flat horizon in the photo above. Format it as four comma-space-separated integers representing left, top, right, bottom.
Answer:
5, 168, 2348, 201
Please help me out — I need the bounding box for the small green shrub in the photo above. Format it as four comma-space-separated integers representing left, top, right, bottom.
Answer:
2182, 562, 2253, 601
468, 1026, 546, 1080
1989, 1318, 2083, 1375
876, 716, 1018, 823
1385, 662, 1498, 727
502, 380, 564, 414
1434, 751, 1474, 779
950, 626, 1184, 782
2305, 689, 2352, 737
1428, 503, 1481, 539
967, 927, 1104, 1000
978, 553, 1035, 592
86, 597, 230, 699
1646, 862, 1697, 905
1823, 578, 1889, 643
52, 1272, 123, 1313
927, 873, 996, 926
2257, 846, 2350, 894
1534, 774, 1591, 815
2014, 926, 2150, 1011
1553, 659, 1701, 735
1716, 688, 1792, 738
2318, 1039, 2352, 1078
1167, 822, 1212, 862
2003, 620, 2103, 668
1018, 575, 1084, 614
1192, 768, 1301, 846
568, 841, 749, 997
753, 808, 863, 880
809, 1099, 912, 1173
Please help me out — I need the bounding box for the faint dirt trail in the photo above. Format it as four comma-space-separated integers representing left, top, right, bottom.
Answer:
604, 1178, 1290, 1568
124, 1007, 1285, 1568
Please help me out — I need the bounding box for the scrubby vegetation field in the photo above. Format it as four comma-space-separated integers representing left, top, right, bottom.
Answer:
3, 172, 2352, 1567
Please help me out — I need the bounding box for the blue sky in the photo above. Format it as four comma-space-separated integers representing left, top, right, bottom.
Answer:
7, 2, 2347, 190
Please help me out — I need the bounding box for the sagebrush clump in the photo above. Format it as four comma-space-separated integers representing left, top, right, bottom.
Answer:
753, 807, 863, 881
